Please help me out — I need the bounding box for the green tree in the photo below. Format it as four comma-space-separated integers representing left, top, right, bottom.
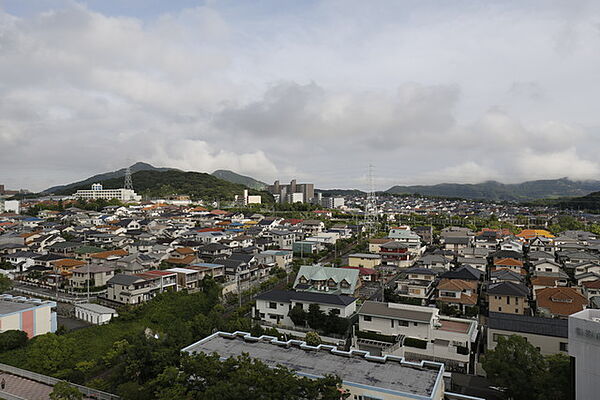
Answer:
288, 304, 307, 327
150, 353, 347, 400
306, 304, 325, 330
26, 333, 75, 374
482, 335, 546, 400
537, 353, 571, 400
0, 274, 13, 293
49, 381, 83, 400
0, 330, 28, 352
304, 331, 322, 346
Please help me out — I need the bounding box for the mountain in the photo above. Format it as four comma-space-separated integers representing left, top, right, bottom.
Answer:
44, 162, 173, 194
55, 169, 272, 202
211, 170, 267, 190
386, 178, 600, 201
316, 189, 366, 196
555, 191, 600, 211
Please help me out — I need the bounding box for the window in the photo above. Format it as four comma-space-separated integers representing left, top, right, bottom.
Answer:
498, 307, 502, 312
492, 333, 507, 342
391, 320, 394, 328
507, 297, 510, 305
363, 315, 372, 322
560, 342, 568, 352
269, 302, 277, 309
330, 309, 340, 315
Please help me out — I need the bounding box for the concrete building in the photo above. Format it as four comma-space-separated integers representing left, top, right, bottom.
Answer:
347, 253, 381, 269
356, 301, 478, 373
74, 183, 141, 201
183, 331, 465, 400
268, 180, 315, 204
569, 309, 600, 400
0, 294, 57, 338
487, 312, 568, 356
74, 303, 117, 325
235, 189, 261, 206
0, 199, 20, 214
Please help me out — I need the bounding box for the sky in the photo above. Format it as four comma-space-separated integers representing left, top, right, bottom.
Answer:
1, 0, 600, 192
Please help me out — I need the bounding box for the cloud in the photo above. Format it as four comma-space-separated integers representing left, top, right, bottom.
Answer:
1, 1, 600, 191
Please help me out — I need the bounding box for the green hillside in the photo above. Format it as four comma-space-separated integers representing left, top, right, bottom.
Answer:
386, 178, 600, 201
211, 170, 267, 190
555, 191, 600, 211
57, 170, 273, 203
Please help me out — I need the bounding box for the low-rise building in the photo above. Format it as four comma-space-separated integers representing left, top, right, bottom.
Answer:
293, 265, 360, 296
355, 301, 478, 373
253, 289, 357, 328
487, 312, 568, 356
487, 281, 529, 315
536, 287, 588, 318
74, 303, 118, 325
0, 294, 56, 338
347, 253, 381, 269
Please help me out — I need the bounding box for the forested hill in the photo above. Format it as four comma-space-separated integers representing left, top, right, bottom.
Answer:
55, 170, 273, 202
212, 170, 267, 190
43, 162, 173, 194
386, 178, 600, 201
554, 192, 600, 211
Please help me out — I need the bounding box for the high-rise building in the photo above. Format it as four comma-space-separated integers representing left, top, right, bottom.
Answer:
268, 180, 314, 203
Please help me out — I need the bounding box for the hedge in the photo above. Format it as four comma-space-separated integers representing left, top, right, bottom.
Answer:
356, 330, 398, 344
403, 337, 428, 349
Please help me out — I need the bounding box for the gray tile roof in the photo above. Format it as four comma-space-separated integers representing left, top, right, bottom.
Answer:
488, 312, 567, 338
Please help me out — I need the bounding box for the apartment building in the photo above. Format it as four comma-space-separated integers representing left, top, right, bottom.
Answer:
183, 331, 468, 400
268, 180, 315, 204
356, 301, 478, 372
569, 309, 600, 400
74, 183, 141, 201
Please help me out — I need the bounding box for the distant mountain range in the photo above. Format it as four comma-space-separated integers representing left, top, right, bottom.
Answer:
211, 170, 267, 190
386, 178, 600, 201
554, 191, 600, 211
43, 162, 173, 194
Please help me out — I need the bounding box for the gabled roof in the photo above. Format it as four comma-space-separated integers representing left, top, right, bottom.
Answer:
441, 265, 482, 281
493, 258, 523, 267
536, 287, 587, 317
490, 269, 524, 282
488, 281, 529, 297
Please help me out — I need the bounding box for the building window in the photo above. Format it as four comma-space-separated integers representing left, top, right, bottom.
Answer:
363, 315, 372, 322
330, 309, 340, 315
560, 342, 568, 352
269, 302, 277, 309
507, 297, 510, 305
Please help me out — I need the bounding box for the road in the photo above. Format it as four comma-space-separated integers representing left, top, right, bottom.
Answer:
11, 282, 91, 304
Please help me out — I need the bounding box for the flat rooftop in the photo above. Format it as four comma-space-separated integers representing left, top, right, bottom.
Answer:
183, 332, 443, 398
0, 295, 56, 316
438, 319, 471, 334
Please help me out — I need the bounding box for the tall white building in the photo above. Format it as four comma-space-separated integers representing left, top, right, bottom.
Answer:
75, 183, 141, 201
569, 308, 600, 400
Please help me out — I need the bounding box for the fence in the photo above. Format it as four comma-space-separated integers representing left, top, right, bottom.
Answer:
0, 363, 120, 400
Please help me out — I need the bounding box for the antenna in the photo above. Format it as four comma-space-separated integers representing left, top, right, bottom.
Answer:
365, 164, 378, 237
124, 165, 134, 190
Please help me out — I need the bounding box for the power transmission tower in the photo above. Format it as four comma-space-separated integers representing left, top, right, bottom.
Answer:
365, 164, 378, 237
124, 165, 134, 190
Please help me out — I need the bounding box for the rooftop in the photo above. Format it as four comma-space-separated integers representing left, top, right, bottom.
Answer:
183, 331, 444, 399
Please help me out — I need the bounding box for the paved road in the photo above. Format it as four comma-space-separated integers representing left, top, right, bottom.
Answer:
11, 283, 92, 304
0, 372, 52, 400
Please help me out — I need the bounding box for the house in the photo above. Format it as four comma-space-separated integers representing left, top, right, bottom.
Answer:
492, 258, 525, 275
412, 226, 433, 244
487, 281, 529, 315
356, 301, 478, 373
0, 294, 57, 338
517, 229, 554, 240
368, 238, 393, 253
436, 279, 478, 312
301, 220, 325, 236
165, 247, 199, 266
487, 312, 568, 355
527, 236, 555, 253
530, 271, 569, 299
340, 266, 378, 282
260, 250, 293, 270
268, 230, 296, 250
535, 287, 588, 318
388, 228, 423, 253
443, 237, 471, 254
293, 265, 360, 296
532, 260, 562, 274
490, 269, 525, 284
395, 267, 438, 303
440, 265, 482, 282
69, 264, 115, 289
52, 258, 87, 277
347, 253, 381, 269
166, 267, 200, 289
417, 254, 452, 270
582, 279, 600, 302
292, 241, 318, 256
378, 241, 410, 264
106, 272, 173, 304
74, 303, 118, 325
253, 289, 357, 327
527, 251, 555, 263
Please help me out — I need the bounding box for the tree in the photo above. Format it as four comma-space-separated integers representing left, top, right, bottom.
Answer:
0, 275, 12, 293
304, 331, 322, 346
26, 333, 75, 374
482, 335, 546, 400
0, 330, 28, 352
537, 353, 571, 400
50, 381, 83, 400
288, 304, 307, 327
150, 353, 348, 400
306, 304, 325, 330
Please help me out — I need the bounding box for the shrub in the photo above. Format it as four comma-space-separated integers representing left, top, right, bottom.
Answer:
403, 337, 428, 349
356, 330, 397, 344
456, 345, 470, 355
0, 330, 28, 352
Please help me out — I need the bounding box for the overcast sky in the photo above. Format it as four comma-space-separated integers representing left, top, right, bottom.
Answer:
1, 0, 600, 192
